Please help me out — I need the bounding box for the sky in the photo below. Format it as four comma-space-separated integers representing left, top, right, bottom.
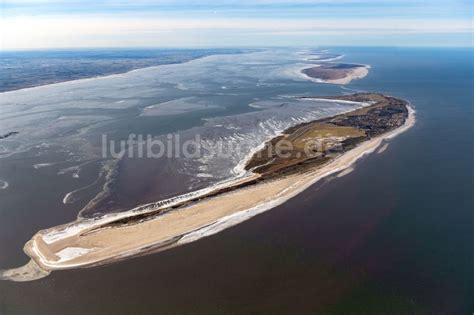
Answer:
0, 0, 473, 49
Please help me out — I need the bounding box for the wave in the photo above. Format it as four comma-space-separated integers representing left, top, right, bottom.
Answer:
377, 143, 389, 154
0, 179, 8, 189
33, 163, 55, 169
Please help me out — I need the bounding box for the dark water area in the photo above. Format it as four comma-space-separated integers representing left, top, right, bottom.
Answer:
0, 47, 473, 314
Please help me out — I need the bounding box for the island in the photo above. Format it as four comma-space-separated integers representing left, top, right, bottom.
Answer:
301, 63, 370, 84
0, 93, 415, 282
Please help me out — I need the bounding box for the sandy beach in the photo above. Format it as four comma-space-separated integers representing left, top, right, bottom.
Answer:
1, 101, 415, 282
301, 64, 370, 85
325, 66, 369, 84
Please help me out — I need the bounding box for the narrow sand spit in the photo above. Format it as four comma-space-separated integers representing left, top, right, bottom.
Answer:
0, 179, 8, 190
0, 260, 50, 282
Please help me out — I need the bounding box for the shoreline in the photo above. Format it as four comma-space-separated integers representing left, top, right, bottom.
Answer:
0, 96, 415, 282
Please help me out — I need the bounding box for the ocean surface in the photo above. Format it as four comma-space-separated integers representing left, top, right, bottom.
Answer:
0, 47, 472, 314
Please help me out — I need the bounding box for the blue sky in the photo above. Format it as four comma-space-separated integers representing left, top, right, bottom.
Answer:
1, 0, 472, 49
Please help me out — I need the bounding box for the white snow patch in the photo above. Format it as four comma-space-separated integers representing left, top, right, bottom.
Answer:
55, 247, 95, 263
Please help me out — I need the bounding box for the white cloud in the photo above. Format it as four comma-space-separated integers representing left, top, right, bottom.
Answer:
1, 15, 472, 49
